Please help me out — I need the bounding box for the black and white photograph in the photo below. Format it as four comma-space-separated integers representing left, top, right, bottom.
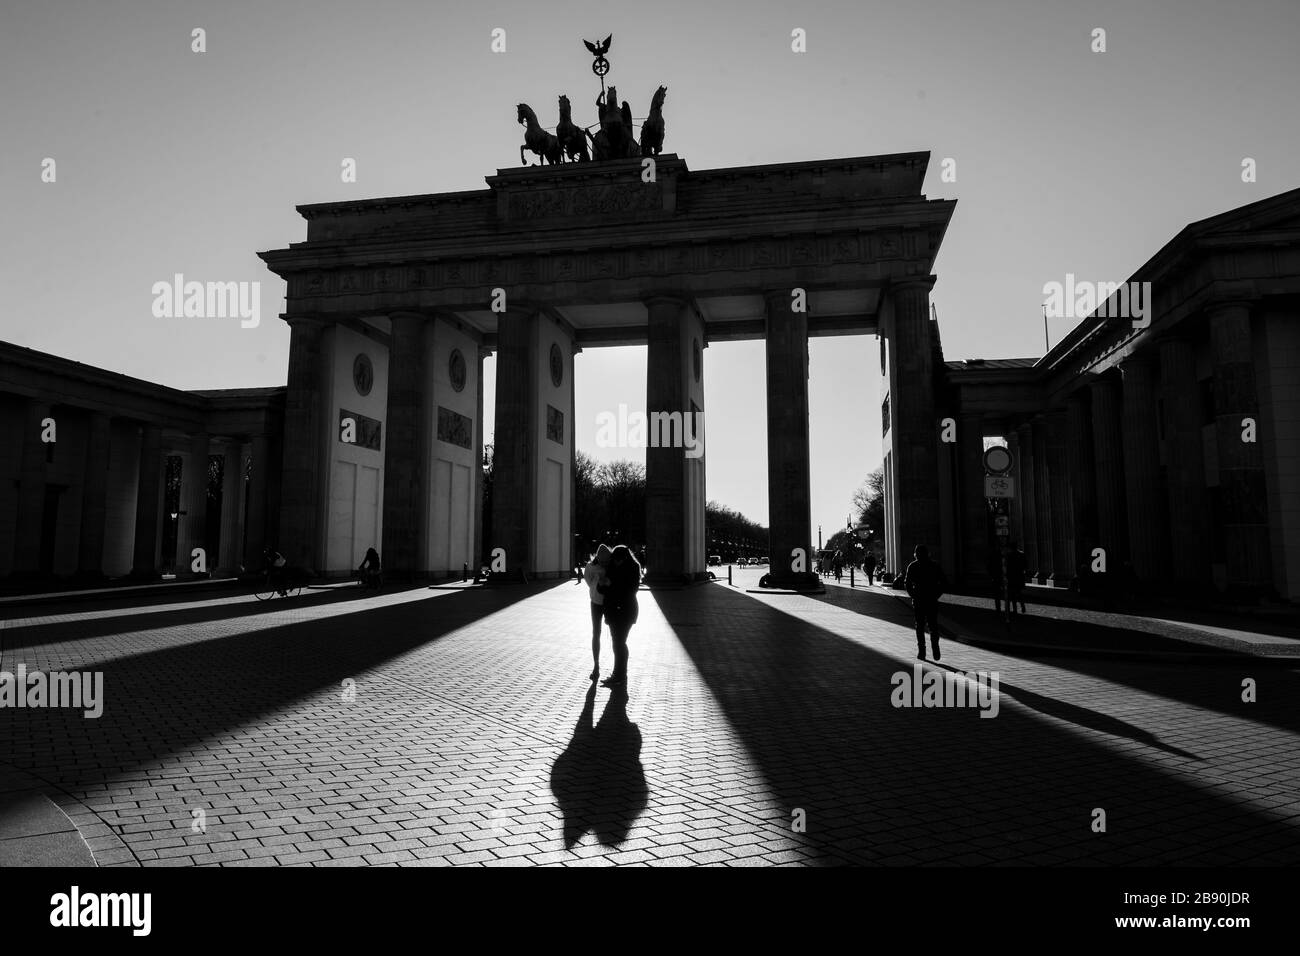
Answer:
1, 0, 1297, 939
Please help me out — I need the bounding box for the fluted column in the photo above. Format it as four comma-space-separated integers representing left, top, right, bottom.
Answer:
1045, 411, 1073, 583
13, 400, 52, 573
279, 317, 326, 570
178, 432, 210, 571
1032, 419, 1053, 584
1160, 337, 1209, 585
1089, 377, 1127, 567
1065, 393, 1096, 573
77, 411, 112, 577
888, 277, 941, 564
1207, 301, 1270, 591
473, 347, 488, 569
131, 423, 163, 577
490, 309, 536, 576
1120, 357, 1166, 581
958, 411, 989, 585
764, 290, 816, 588
381, 312, 429, 577
1015, 423, 1039, 576
244, 433, 270, 568
645, 295, 689, 583
217, 442, 243, 573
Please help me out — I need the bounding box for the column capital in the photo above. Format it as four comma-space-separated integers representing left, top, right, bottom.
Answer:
1119, 352, 1157, 382
1204, 298, 1255, 321
890, 275, 937, 295
644, 293, 687, 311
282, 314, 327, 331
762, 288, 799, 309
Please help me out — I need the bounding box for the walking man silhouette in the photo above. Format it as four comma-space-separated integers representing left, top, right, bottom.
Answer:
903, 544, 948, 661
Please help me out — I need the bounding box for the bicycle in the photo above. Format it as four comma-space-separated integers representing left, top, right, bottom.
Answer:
251, 565, 306, 601
356, 567, 384, 592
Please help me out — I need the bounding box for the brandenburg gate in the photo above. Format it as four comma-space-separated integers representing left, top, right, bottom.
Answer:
259, 149, 954, 587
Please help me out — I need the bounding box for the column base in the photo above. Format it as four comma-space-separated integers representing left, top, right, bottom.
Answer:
643, 571, 712, 589
757, 571, 825, 593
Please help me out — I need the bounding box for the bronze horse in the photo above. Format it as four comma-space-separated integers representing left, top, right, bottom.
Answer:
556, 94, 589, 163
640, 85, 667, 157
517, 103, 561, 165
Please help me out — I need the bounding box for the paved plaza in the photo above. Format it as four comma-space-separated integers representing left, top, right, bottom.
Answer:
2, 574, 1299, 867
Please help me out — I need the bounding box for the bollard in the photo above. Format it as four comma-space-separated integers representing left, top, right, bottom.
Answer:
462, 562, 468, 583
728, 564, 732, 586
850, 566, 855, 588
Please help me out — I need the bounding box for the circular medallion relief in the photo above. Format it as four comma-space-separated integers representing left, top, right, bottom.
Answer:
449, 348, 467, 392
353, 353, 374, 396
550, 342, 564, 388
693, 339, 702, 384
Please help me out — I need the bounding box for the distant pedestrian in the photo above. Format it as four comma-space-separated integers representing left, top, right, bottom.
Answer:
597, 545, 642, 687
1003, 543, 1027, 618
863, 551, 877, 586
832, 553, 843, 583
904, 544, 948, 661
581, 545, 613, 680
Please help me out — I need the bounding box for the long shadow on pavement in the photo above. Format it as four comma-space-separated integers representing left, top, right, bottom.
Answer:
812, 585, 1300, 739
0, 585, 381, 652
549, 685, 648, 848
654, 583, 1300, 865
0, 584, 540, 804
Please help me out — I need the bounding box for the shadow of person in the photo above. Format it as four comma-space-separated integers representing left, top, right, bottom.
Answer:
549, 685, 648, 849
931, 662, 1203, 762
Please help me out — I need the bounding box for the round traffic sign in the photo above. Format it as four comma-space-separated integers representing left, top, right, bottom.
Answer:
983, 445, 1013, 475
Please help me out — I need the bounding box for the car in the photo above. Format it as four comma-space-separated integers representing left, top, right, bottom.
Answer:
708, 555, 721, 566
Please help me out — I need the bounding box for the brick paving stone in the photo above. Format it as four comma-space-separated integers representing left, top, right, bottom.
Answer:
1, 578, 1298, 867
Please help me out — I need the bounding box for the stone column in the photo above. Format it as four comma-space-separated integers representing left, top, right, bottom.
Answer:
132, 423, 163, 577
1006, 430, 1023, 545
1015, 424, 1039, 577
279, 317, 326, 571
1207, 300, 1270, 590
473, 346, 487, 570
490, 309, 536, 577
1032, 419, 1054, 584
381, 312, 429, 578
77, 411, 112, 577
888, 277, 941, 564
1089, 378, 1128, 568
764, 290, 816, 589
645, 296, 689, 583
1065, 393, 1097, 574
244, 434, 270, 568
958, 411, 989, 586
13, 400, 52, 573
1160, 337, 1209, 585
1045, 411, 1073, 584
217, 442, 243, 573
178, 432, 209, 573
1120, 357, 1166, 581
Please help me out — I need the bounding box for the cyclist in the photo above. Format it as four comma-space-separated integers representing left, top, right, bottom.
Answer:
264, 546, 288, 597
358, 547, 382, 590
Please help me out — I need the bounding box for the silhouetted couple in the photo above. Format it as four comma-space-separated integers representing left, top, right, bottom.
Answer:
904, 544, 948, 661
582, 544, 642, 687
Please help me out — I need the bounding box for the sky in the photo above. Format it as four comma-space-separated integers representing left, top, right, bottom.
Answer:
2, 0, 1298, 535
